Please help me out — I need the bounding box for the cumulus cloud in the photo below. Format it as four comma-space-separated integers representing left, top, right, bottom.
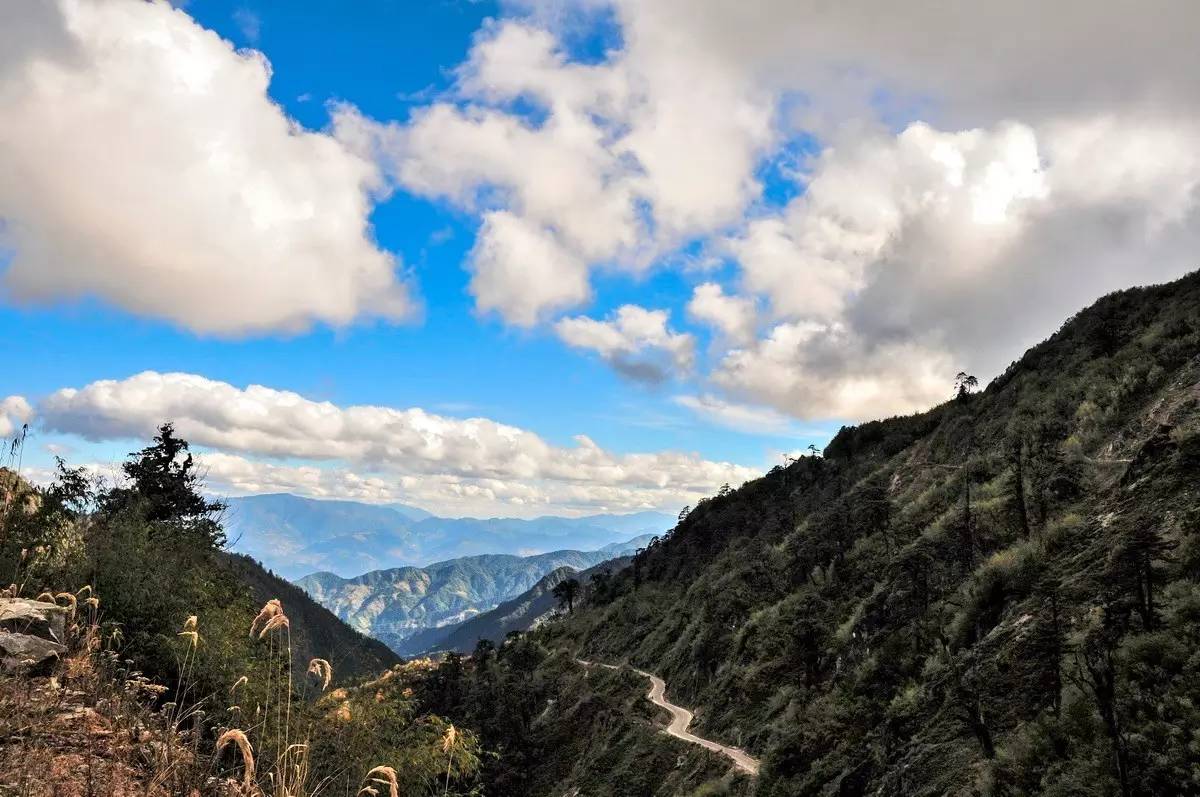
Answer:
0, 396, 33, 439
344, 0, 1199, 422
715, 115, 1200, 419
590, 0, 1200, 129
469, 211, 591, 326
712, 322, 956, 421
555, 305, 694, 383
0, 0, 414, 334
33, 371, 758, 515
686, 282, 757, 345
340, 14, 777, 325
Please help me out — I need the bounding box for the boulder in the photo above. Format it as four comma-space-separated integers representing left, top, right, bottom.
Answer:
0, 631, 66, 675
0, 598, 69, 643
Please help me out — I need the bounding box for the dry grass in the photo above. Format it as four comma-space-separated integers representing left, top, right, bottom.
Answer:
307, 658, 333, 691
359, 765, 400, 797
248, 598, 283, 638
257, 613, 290, 639
2, 591, 393, 797
54, 591, 77, 620
216, 728, 257, 793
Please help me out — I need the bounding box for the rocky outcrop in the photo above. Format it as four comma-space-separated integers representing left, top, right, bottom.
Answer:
0, 598, 68, 642
0, 598, 68, 675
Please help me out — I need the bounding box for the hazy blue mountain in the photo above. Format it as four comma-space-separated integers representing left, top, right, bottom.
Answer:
222, 493, 672, 579
295, 537, 647, 654
384, 502, 435, 521
403, 556, 633, 656
598, 533, 655, 553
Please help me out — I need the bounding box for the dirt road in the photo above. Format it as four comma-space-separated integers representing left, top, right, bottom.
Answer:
576, 659, 760, 776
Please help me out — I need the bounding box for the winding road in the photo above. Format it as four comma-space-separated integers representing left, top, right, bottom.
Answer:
576, 659, 760, 776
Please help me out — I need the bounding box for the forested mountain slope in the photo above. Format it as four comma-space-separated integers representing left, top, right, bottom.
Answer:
221, 552, 400, 680
410, 555, 632, 655
298, 543, 645, 655
424, 272, 1200, 796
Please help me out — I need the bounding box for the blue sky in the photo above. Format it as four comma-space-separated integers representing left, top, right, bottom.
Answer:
2, 0, 1195, 516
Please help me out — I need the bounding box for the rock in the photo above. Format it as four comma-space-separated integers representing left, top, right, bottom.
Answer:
0, 598, 69, 643
0, 631, 66, 675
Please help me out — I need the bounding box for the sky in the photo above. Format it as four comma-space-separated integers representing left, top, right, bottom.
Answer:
1, 0, 1198, 518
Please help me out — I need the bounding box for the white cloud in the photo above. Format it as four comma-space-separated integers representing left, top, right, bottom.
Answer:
352, 1, 1200, 422
33, 371, 759, 516
714, 115, 1200, 420
340, 14, 777, 325
712, 322, 955, 421
686, 282, 757, 345
0, 396, 34, 439
469, 211, 591, 326
0, 0, 414, 334
8, 0, 1200, 435
555, 305, 694, 383
197, 452, 720, 518
672, 394, 794, 436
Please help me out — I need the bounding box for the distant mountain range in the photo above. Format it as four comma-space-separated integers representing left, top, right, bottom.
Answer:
221, 493, 672, 578
404, 556, 633, 656
295, 537, 652, 655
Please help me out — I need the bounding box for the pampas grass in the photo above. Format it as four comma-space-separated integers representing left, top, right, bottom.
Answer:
215, 728, 256, 792
306, 658, 333, 691
54, 591, 77, 620
257, 613, 290, 639
359, 765, 399, 797
249, 598, 283, 638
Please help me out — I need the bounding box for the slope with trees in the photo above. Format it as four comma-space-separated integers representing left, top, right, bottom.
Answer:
416, 271, 1200, 796
0, 426, 486, 796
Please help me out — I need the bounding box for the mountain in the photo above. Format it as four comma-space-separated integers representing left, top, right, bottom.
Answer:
296, 538, 647, 655
407, 556, 633, 656
414, 272, 1200, 795
221, 493, 671, 579
598, 533, 655, 553
220, 552, 400, 680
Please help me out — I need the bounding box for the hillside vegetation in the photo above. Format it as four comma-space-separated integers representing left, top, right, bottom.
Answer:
419, 271, 1200, 795
0, 429, 483, 796
412, 555, 632, 655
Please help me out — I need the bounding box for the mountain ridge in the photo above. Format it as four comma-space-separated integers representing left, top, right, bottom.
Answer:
414, 270, 1200, 796
221, 492, 671, 579
296, 536, 651, 655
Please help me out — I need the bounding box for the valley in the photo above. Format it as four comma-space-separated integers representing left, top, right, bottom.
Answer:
294, 538, 649, 655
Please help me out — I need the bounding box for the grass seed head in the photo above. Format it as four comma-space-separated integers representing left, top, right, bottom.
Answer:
248, 598, 284, 637
215, 728, 256, 792
55, 592, 77, 620
360, 766, 399, 797
307, 658, 333, 690
257, 613, 290, 639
